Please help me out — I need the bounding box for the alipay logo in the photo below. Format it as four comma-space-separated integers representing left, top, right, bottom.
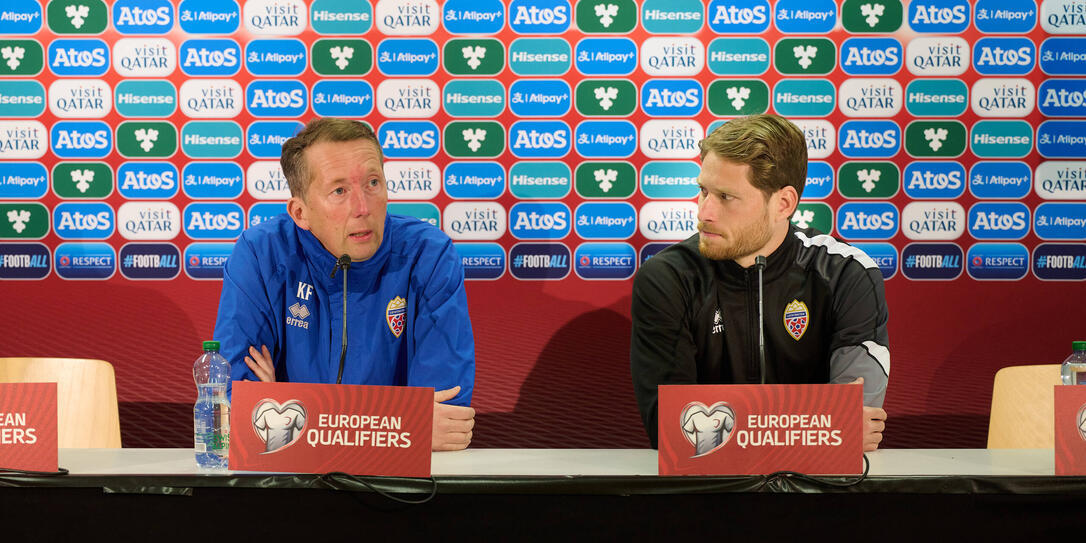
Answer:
836, 202, 899, 240
641, 79, 702, 116
574, 202, 636, 239
244, 39, 306, 76
183, 203, 244, 240
509, 0, 571, 33
903, 161, 965, 199
707, 0, 770, 33
113, 0, 173, 34
639, 201, 697, 240
509, 120, 570, 159
50, 121, 111, 159
443, 202, 506, 241
574, 38, 637, 75
379, 121, 439, 159
1038, 120, 1086, 159
455, 242, 506, 281
243, 0, 307, 35
116, 202, 180, 241
969, 161, 1032, 199
376, 39, 437, 76
3, 162, 48, 199
312, 80, 374, 118
574, 242, 636, 280
509, 202, 571, 239
975, 0, 1037, 33
774, 0, 837, 33
247, 202, 286, 228
973, 37, 1035, 76
443, 162, 504, 199
443, 0, 504, 35
182, 162, 244, 199
0, 3, 43, 34
178, 0, 240, 34
968, 202, 1030, 240
0, 243, 50, 280
803, 161, 835, 199
183, 242, 232, 280
117, 161, 178, 199
639, 120, 700, 159
112, 38, 176, 77
1040, 37, 1086, 75
48, 39, 109, 76
509, 242, 570, 280
509, 79, 572, 117
119, 243, 181, 280
907, 0, 969, 33
54, 242, 115, 280
901, 201, 965, 240
901, 243, 963, 281
575, 120, 637, 158
907, 37, 969, 76
375, 0, 439, 35
53, 202, 114, 240
179, 39, 240, 76
840, 37, 903, 75
386, 161, 441, 200
967, 243, 1029, 281
247, 121, 302, 159
838, 120, 901, 158
1034, 202, 1086, 240
246, 80, 307, 117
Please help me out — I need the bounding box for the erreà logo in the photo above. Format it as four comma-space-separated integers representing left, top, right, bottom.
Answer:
314, 39, 374, 76
707, 0, 770, 33
444, 38, 503, 76
1, 40, 45, 76
243, 0, 307, 35
375, 0, 439, 35
574, 80, 636, 116
841, 0, 904, 33
445, 121, 505, 158
706, 80, 769, 116
774, 38, 836, 75
47, 0, 108, 34
576, 0, 636, 33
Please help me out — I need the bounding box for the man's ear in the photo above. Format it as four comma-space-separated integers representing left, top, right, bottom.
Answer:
774, 186, 799, 222
287, 196, 310, 231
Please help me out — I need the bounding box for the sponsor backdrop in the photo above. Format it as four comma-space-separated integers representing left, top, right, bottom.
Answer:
1, 0, 1083, 448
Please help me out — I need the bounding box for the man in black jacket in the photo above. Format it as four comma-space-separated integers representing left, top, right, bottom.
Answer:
631, 114, 889, 451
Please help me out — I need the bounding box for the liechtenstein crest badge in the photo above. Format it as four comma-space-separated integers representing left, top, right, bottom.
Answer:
386, 296, 406, 338
783, 299, 809, 341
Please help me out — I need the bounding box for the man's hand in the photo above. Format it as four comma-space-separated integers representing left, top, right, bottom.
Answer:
244, 345, 276, 382
846, 377, 887, 452
432, 386, 475, 451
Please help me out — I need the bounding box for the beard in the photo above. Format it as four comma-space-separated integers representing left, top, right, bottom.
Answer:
697, 211, 773, 262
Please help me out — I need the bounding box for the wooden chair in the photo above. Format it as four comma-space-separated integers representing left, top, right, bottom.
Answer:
987, 364, 1062, 449
0, 357, 122, 448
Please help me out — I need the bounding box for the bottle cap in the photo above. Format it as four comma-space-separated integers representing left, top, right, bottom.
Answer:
1074, 341, 1086, 351
203, 340, 220, 351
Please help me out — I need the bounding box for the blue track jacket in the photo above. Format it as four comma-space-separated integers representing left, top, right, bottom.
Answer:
213, 214, 475, 406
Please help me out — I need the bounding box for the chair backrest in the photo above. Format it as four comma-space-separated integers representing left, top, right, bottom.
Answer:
0, 357, 122, 448
987, 364, 1062, 449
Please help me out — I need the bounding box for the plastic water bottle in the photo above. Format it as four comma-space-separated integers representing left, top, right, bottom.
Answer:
1060, 341, 1086, 385
193, 340, 230, 469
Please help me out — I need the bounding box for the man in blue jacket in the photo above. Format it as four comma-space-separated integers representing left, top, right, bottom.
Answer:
214, 117, 475, 451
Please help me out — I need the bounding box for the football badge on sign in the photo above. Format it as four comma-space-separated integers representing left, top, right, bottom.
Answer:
680, 401, 736, 457
783, 299, 809, 341
252, 399, 307, 453
386, 295, 406, 338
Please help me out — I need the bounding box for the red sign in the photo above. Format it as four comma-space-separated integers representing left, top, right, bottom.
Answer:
229, 381, 433, 476
658, 384, 863, 476
0, 383, 58, 472
1053, 386, 1086, 475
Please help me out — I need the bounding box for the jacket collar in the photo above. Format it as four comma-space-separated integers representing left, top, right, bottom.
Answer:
711, 224, 799, 287
296, 214, 393, 288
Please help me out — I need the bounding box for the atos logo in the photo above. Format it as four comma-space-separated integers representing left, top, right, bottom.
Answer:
54, 242, 115, 280
117, 162, 178, 199
1038, 120, 1086, 159
774, 0, 836, 33
180, 79, 243, 118
184, 242, 233, 280
1034, 202, 1086, 240
244, 0, 307, 35
1040, 38, 1086, 75
1042, 0, 1086, 34
509, 202, 571, 239
1033, 243, 1086, 281
0, 3, 43, 34
838, 120, 901, 158
707, 38, 770, 75
836, 202, 899, 240
509, 38, 571, 76
444, 162, 504, 199
455, 242, 505, 281
0, 162, 47, 199
838, 79, 903, 117
908, 0, 969, 32
119, 243, 181, 280
112, 38, 175, 77
574, 38, 637, 75
378, 79, 438, 118
707, 0, 770, 33
443, 0, 504, 35
509, 243, 570, 280
114, 80, 176, 118
312, 80, 374, 118
851, 242, 898, 280
969, 202, 1030, 240
184, 202, 244, 240
794, 120, 835, 160
247, 121, 303, 159
969, 161, 1032, 199
246, 80, 307, 117
379, 121, 439, 158
385, 161, 440, 200
574, 202, 636, 240
973, 38, 1035, 76
574, 242, 636, 280
509, 80, 571, 117
641, 79, 702, 116
975, 0, 1038, 33
53, 202, 114, 240
1036, 161, 1086, 200
509, 0, 570, 33
444, 80, 504, 118
377, 39, 439, 76
575, 120, 637, 158
509, 121, 571, 159
244, 39, 306, 76
803, 161, 834, 199
0, 243, 50, 280
181, 121, 243, 159
773, 79, 835, 118
182, 162, 244, 199
178, 0, 240, 34
640, 120, 701, 159
1039, 79, 1086, 117
48, 39, 109, 76
113, 0, 173, 34
443, 202, 506, 241
904, 161, 965, 199
117, 202, 180, 241
509, 161, 571, 199
967, 243, 1029, 281
50, 121, 111, 158
245, 161, 290, 200
902, 201, 964, 241
247, 202, 286, 228
840, 38, 903, 75
906, 37, 969, 77
375, 0, 438, 35
901, 243, 963, 280
640, 37, 703, 76
179, 39, 240, 76
639, 201, 697, 240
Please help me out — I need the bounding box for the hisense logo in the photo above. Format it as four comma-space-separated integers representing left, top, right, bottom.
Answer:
462, 127, 486, 152
329, 45, 353, 70
924, 127, 948, 151
7, 209, 30, 233
792, 208, 815, 228
594, 3, 619, 27
594, 86, 618, 110
861, 3, 885, 27
793, 45, 818, 69
858, 168, 881, 193
66, 4, 90, 28
135, 127, 158, 152
594, 168, 617, 192
462, 45, 485, 70
2, 46, 24, 70
71, 168, 94, 193
726, 86, 751, 110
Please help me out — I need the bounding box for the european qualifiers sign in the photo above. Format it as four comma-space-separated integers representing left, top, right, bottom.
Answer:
0, 383, 57, 472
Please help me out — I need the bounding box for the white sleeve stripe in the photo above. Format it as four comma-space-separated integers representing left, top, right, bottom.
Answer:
794, 231, 878, 270
862, 340, 890, 376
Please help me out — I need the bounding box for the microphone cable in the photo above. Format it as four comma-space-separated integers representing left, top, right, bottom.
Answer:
330, 254, 350, 385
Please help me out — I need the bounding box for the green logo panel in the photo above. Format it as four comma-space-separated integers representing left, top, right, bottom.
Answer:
444, 39, 504, 76
47, 0, 109, 34
52, 162, 113, 198
575, 162, 636, 198
841, 0, 904, 33
706, 80, 770, 116
837, 162, 900, 199
0, 202, 49, 239
576, 0, 637, 33
444, 121, 505, 158
574, 80, 637, 116
774, 39, 836, 75
792, 202, 833, 235
0, 40, 45, 76
311, 39, 372, 76
116, 121, 177, 158
905, 121, 967, 158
